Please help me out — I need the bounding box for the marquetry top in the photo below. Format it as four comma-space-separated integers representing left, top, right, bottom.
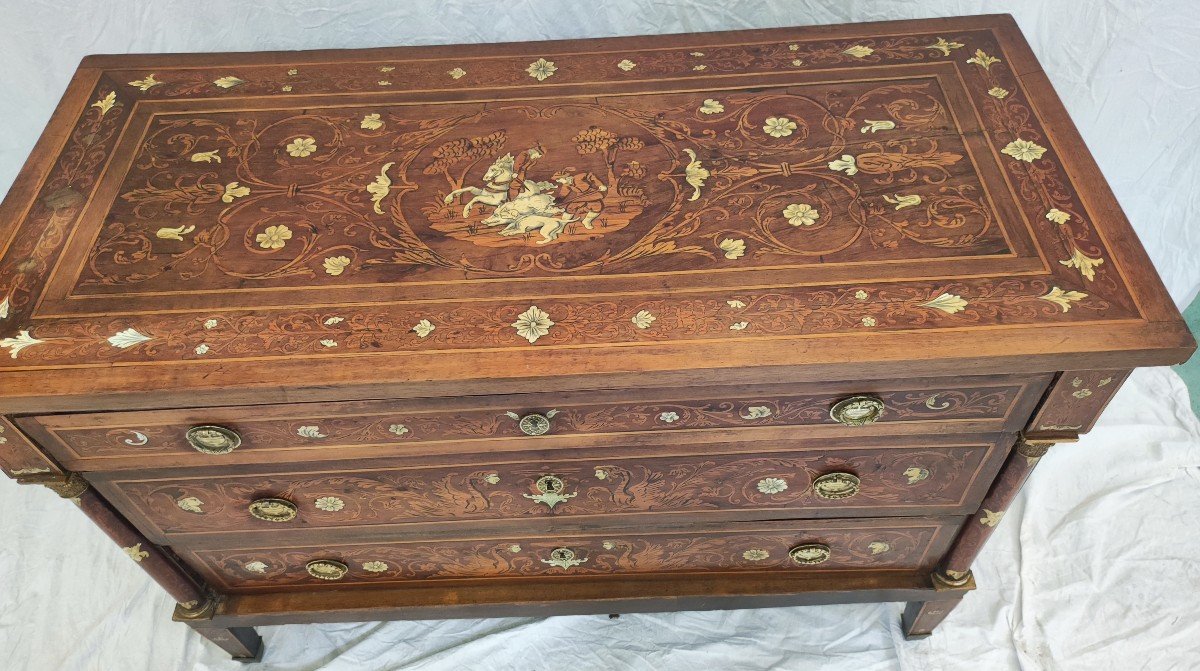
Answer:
0, 15, 1190, 410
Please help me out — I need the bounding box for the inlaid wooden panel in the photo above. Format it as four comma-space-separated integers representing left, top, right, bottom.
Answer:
1027, 369, 1131, 433
178, 517, 959, 592
0, 16, 1188, 411
96, 435, 1008, 543
26, 374, 1048, 470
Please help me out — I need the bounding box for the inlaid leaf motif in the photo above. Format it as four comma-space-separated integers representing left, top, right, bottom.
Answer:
155, 224, 194, 241
843, 45, 874, 58
297, 425, 327, 439
176, 496, 204, 513
190, 150, 221, 163
128, 74, 161, 91
412, 319, 435, 337
965, 49, 1001, 69
920, 293, 968, 314
1045, 209, 1071, 224
883, 194, 921, 210
107, 328, 151, 349
860, 119, 895, 134
682, 148, 708, 201
360, 113, 383, 130
1059, 247, 1104, 281
367, 162, 394, 214
631, 310, 656, 329
221, 182, 250, 203
927, 38, 964, 55
719, 238, 745, 260
698, 98, 724, 115
213, 76, 244, 89
91, 92, 116, 115
1039, 287, 1088, 312
828, 154, 858, 175
447, 67, 466, 79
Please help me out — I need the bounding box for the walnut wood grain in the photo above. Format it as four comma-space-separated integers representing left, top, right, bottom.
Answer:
0, 15, 1190, 413
175, 517, 959, 593
0, 15, 1192, 656
93, 435, 1007, 544
25, 375, 1046, 470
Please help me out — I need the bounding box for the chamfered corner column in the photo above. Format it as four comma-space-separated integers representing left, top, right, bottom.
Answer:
174, 600, 264, 663
937, 431, 1077, 584
26, 472, 263, 661
901, 571, 976, 639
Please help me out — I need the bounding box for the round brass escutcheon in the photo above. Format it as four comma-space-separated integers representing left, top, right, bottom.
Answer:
185, 425, 242, 455
534, 475, 565, 494
518, 413, 552, 436
829, 396, 885, 427
812, 472, 861, 500
248, 498, 298, 523
305, 559, 349, 581
789, 543, 832, 565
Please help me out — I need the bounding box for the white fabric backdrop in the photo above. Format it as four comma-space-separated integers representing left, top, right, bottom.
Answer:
1, 1, 1198, 669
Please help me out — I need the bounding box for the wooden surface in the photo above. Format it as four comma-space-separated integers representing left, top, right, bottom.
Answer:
0, 13, 1191, 412
0, 14, 1193, 656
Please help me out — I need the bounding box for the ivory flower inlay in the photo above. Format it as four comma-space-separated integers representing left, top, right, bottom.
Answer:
855, 290, 869, 300
756, 477, 788, 494
743, 549, 770, 561
155, 224, 194, 241
194, 344, 210, 355
860, 119, 895, 134
323, 256, 351, 276
1001, 139, 1047, 162
1045, 209, 1071, 224
828, 154, 858, 175
447, 67, 466, 79
861, 316, 877, 327
286, 137, 317, 158
742, 406, 772, 419
297, 425, 327, 438
221, 182, 250, 203
617, 59, 636, 71
699, 98, 724, 115
388, 424, 409, 436
730, 321, 749, 331
783, 203, 819, 227
526, 58, 557, 81
255, 224, 292, 250
659, 411, 679, 423
727, 300, 747, 309
244, 561, 268, 574
360, 113, 383, 130
190, 150, 221, 163
1040, 287, 1088, 312
512, 305, 554, 344
632, 310, 656, 329
412, 319, 435, 338
763, 116, 798, 138
883, 194, 921, 210
176, 496, 204, 513
988, 87, 1010, 99
363, 561, 389, 573
315, 496, 345, 512
719, 238, 746, 260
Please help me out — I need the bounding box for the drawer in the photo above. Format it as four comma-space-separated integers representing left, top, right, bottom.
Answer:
25, 374, 1049, 470
176, 517, 960, 593
94, 434, 1010, 545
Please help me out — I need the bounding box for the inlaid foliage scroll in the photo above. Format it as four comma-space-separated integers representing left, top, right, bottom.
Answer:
197, 523, 942, 590
54, 383, 1019, 458
118, 445, 992, 534
0, 28, 1137, 365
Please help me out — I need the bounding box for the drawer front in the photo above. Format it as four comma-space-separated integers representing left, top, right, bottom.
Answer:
27, 374, 1048, 470
178, 517, 959, 593
97, 435, 1008, 544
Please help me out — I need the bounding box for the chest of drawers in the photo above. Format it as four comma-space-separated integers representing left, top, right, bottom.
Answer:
0, 14, 1192, 661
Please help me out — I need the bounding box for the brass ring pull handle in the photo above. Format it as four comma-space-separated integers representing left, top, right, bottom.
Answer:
789, 543, 832, 565
540, 547, 588, 570
505, 409, 559, 436
522, 475, 577, 509
305, 559, 348, 580
829, 396, 885, 426
184, 425, 241, 454
812, 472, 861, 500
248, 498, 298, 522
